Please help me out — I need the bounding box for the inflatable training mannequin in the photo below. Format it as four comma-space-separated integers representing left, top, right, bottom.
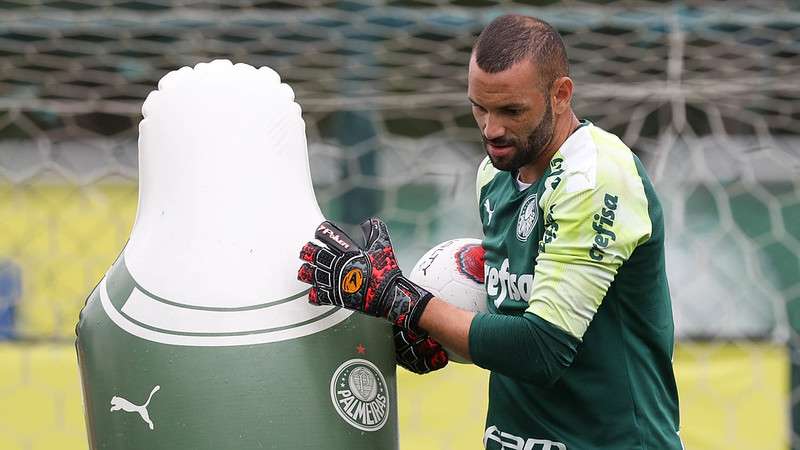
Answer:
76, 60, 398, 450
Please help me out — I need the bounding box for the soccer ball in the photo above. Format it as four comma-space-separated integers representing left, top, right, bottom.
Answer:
408, 238, 487, 363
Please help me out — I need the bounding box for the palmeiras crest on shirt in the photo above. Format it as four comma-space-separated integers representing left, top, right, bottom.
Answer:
516, 194, 539, 242
330, 359, 389, 432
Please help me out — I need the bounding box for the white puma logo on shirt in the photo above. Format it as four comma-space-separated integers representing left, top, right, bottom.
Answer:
484, 198, 495, 225
110, 385, 160, 430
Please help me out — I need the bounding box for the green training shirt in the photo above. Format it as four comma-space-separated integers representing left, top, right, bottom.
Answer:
470, 121, 682, 450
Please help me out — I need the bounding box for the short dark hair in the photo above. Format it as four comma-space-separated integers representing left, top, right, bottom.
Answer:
473, 14, 569, 90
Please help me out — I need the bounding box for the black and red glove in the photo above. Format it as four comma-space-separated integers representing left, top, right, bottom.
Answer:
393, 325, 448, 374
297, 217, 433, 333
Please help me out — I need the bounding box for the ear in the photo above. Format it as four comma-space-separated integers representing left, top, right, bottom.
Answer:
550, 76, 573, 114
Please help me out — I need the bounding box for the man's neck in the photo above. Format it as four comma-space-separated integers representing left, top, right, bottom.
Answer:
517, 112, 580, 184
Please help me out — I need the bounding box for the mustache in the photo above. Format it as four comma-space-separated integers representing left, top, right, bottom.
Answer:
482, 136, 515, 147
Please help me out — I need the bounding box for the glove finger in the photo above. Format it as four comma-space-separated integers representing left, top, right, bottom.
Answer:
297, 263, 316, 284
299, 242, 322, 263
392, 325, 448, 374
396, 346, 424, 373
396, 357, 423, 374
308, 287, 320, 305
360, 217, 392, 250
417, 337, 448, 371
298, 257, 335, 289
420, 337, 445, 358
315, 221, 360, 253
360, 218, 379, 247
428, 347, 449, 370
300, 241, 339, 271
420, 336, 440, 353
398, 344, 446, 374
393, 330, 410, 351
392, 327, 418, 364
393, 325, 422, 348
313, 287, 340, 307
404, 328, 423, 343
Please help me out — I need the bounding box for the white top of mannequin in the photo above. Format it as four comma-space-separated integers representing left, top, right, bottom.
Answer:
125, 60, 323, 308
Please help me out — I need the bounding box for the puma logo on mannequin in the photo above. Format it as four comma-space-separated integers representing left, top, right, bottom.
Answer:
110, 385, 161, 430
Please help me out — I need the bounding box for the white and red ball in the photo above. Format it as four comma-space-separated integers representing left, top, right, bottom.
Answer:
408, 238, 486, 363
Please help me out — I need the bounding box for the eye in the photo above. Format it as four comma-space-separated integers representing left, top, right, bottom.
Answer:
502, 108, 523, 117
471, 103, 486, 112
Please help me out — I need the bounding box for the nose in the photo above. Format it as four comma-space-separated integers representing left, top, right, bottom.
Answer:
483, 115, 505, 141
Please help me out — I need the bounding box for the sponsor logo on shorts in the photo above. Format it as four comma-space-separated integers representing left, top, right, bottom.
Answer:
484, 425, 566, 450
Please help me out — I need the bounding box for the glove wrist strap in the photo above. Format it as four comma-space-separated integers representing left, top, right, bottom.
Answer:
390, 276, 433, 333
407, 290, 433, 333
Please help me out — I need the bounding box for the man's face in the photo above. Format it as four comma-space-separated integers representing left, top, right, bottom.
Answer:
467, 57, 555, 172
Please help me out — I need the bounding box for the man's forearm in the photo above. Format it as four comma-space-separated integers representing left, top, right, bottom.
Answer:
469, 312, 580, 385
418, 297, 476, 362
419, 298, 580, 385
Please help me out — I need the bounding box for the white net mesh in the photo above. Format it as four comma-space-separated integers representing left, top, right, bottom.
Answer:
1, 0, 797, 341
0, 1, 798, 447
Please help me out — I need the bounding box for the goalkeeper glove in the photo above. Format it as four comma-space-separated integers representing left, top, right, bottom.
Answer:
297, 217, 433, 333
393, 325, 448, 374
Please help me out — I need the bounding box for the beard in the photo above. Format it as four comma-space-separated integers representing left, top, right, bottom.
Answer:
483, 99, 555, 172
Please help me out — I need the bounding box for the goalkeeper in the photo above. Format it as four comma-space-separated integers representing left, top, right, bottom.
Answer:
297, 14, 683, 450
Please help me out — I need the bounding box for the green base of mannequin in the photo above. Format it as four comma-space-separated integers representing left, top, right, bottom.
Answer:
76, 256, 398, 450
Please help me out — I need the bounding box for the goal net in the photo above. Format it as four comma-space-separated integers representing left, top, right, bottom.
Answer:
0, 1, 797, 448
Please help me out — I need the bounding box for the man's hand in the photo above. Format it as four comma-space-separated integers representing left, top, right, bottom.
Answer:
393, 325, 448, 374
297, 218, 433, 332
